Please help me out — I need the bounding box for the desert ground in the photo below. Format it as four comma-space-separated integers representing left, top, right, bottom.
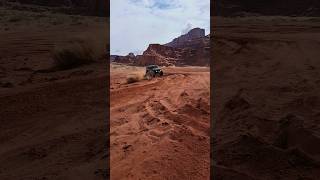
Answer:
212, 17, 320, 179
110, 64, 210, 179
0, 8, 109, 179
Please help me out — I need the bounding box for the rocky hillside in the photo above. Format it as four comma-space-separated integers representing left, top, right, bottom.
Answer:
112, 28, 210, 66
213, 0, 320, 16
165, 28, 206, 48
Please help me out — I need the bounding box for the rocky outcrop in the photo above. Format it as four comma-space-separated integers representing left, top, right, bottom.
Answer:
135, 37, 210, 66
137, 44, 183, 66
113, 53, 136, 64
165, 28, 206, 48
135, 55, 158, 66
143, 44, 178, 58
112, 28, 210, 66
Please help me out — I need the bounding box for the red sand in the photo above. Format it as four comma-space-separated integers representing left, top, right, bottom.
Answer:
0, 9, 108, 179
110, 65, 210, 179
212, 17, 320, 179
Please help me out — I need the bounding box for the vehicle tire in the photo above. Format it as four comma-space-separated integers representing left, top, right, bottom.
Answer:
160, 71, 163, 76
151, 71, 155, 77
146, 71, 154, 80
145, 73, 151, 80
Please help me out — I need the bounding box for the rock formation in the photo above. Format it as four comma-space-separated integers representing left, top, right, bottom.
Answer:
113, 53, 136, 64
165, 28, 206, 48
136, 44, 183, 66
113, 28, 210, 66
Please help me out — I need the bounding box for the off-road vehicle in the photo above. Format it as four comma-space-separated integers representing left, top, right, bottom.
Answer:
145, 65, 163, 79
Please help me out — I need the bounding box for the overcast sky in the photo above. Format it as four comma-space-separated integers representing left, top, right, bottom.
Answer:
111, 0, 210, 56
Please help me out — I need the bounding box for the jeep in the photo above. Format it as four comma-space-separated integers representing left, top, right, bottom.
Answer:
145, 65, 163, 78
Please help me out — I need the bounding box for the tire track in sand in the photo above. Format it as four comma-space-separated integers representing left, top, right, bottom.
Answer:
110, 67, 210, 180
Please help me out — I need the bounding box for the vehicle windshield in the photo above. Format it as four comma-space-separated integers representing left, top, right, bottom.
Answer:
148, 65, 159, 69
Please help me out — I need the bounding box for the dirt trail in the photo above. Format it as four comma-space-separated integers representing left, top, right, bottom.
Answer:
110, 65, 210, 180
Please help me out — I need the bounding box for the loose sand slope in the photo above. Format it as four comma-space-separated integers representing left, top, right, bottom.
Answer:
0, 9, 108, 179
212, 17, 320, 179
110, 65, 210, 180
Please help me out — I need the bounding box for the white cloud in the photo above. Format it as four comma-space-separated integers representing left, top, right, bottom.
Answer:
181, 23, 193, 34
111, 0, 210, 55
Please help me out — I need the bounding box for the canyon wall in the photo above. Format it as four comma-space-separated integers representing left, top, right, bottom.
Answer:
113, 28, 210, 66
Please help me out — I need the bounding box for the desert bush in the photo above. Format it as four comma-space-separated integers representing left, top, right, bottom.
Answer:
52, 39, 95, 70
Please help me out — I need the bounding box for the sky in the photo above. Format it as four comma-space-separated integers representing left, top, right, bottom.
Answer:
110, 0, 210, 56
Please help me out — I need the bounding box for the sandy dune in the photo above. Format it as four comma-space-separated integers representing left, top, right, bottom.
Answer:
110, 64, 210, 179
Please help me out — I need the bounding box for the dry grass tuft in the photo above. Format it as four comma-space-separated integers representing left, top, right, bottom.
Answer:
51, 26, 107, 70
52, 39, 95, 70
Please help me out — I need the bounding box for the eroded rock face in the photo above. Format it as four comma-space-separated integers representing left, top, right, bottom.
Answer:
165, 28, 206, 48
113, 53, 136, 64
135, 55, 158, 66
143, 44, 178, 58
136, 44, 182, 66
113, 28, 210, 66
135, 38, 210, 66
